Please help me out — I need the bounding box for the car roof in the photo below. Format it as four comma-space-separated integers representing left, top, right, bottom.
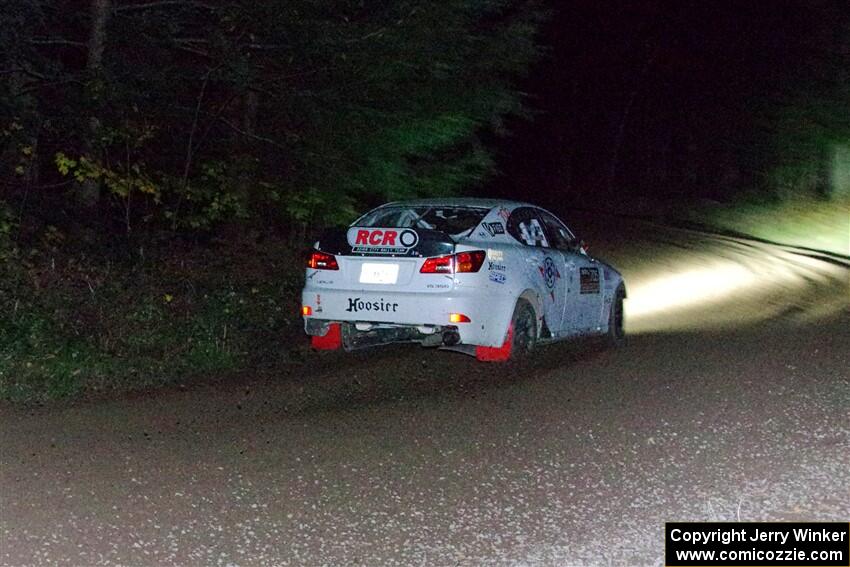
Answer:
380, 197, 533, 210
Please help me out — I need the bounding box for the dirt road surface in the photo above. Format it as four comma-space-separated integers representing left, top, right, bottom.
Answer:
2, 216, 849, 566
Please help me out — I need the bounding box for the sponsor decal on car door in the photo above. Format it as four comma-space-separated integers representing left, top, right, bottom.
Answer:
574, 260, 605, 330
539, 252, 569, 334
579, 267, 600, 294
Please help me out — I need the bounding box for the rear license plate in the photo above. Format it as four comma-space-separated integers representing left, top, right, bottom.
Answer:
359, 263, 399, 284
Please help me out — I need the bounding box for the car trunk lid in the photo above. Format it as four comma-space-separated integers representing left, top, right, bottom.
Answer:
313, 227, 457, 293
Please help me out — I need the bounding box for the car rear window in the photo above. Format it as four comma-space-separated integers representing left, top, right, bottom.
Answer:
355, 206, 489, 236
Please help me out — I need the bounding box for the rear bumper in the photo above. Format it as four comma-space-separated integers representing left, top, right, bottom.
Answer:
301, 288, 508, 346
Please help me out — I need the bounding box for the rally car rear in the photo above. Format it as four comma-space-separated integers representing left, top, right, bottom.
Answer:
301, 205, 507, 351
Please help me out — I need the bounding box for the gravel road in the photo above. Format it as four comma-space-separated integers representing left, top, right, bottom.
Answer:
2, 217, 848, 566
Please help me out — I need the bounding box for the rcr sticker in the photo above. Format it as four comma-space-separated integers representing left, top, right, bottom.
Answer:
347, 227, 419, 254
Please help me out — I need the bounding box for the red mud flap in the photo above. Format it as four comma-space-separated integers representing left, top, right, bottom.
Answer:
311, 323, 342, 350
474, 324, 513, 362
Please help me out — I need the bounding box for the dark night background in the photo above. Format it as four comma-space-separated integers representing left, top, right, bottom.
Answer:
1, 0, 848, 401
492, 0, 850, 211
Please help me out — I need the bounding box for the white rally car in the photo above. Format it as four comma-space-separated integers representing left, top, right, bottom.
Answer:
301, 199, 625, 361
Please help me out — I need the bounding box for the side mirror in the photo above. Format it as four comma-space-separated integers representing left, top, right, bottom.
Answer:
579, 240, 589, 255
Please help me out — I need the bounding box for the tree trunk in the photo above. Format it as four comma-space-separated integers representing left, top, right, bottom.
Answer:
78, 0, 111, 208
236, 89, 259, 202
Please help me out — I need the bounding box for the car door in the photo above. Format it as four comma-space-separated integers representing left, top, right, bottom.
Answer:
507, 207, 568, 335
538, 211, 605, 334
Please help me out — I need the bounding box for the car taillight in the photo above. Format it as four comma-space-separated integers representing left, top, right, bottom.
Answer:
307, 251, 339, 270
455, 250, 485, 273
419, 255, 453, 274
420, 250, 486, 274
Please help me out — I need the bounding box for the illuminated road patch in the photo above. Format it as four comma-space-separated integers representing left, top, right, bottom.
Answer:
627, 262, 757, 318
612, 230, 849, 334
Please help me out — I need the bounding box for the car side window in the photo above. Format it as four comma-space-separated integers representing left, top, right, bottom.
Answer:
539, 211, 578, 251
507, 207, 550, 248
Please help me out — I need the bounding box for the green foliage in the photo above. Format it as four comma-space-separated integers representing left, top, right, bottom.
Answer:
0, 1, 545, 402
281, 187, 358, 228
0, 231, 303, 403
691, 195, 850, 256
163, 161, 251, 229
2, 0, 545, 234
285, 0, 544, 205
55, 152, 160, 200
0, 309, 98, 401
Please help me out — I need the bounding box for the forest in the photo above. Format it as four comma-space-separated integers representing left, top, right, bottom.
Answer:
0, 0, 546, 400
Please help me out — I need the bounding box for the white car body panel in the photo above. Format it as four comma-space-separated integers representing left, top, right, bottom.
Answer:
302, 199, 624, 350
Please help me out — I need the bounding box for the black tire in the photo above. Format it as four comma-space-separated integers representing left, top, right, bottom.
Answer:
511, 299, 537, 357
606, 285, 626, 347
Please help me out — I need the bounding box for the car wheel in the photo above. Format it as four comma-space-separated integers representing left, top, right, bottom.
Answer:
311, 322, 342, 350
475, 299, 537, 362
606, 285, 626, 347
